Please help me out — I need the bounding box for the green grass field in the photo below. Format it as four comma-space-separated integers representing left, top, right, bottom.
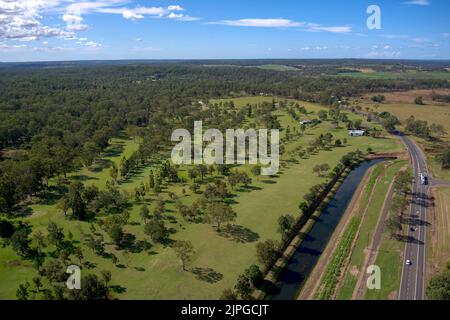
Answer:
364, 230, 404, 300
0, 97, 403, 299
336, 160, 406, 300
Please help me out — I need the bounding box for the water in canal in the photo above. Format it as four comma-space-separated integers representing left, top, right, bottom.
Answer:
271, 159, 385, 300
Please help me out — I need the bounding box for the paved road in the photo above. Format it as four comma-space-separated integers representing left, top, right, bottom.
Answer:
398, 134, 429, 300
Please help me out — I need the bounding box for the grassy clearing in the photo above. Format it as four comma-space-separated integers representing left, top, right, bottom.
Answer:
336, 160, 405, 299
428, 187, 450, 276
0, 97, 402, 299
338, 70, 450, 80
257, 65, 299, 72
363, 230, 403, 300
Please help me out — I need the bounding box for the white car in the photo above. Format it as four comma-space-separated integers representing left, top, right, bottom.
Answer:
406, 260, 412, 265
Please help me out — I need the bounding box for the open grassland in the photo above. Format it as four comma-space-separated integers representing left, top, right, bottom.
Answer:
372, 103, 450, 140
256, 64, 300, 72
336, 160, 406, 300
0, 97, 402, 299
359, 101, 450, 182
361, 89, 450, 106
338, 70, 450, 80
428, 187, 450, 276
363, 230, 404, 300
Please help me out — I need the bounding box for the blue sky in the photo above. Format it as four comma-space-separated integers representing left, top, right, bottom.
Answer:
0, 0, 449, 62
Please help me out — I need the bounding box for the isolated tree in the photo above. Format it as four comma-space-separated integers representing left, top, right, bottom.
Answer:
139, 204, 150, 223
154, 200, 165, 218
278, 214, 295, 241
33, 230, 46, 254
414, 96, 424, 105
172, 240, 195, 271
206, 202, 237, 232
188, 168, 199, 182
32, 276, 42, 292
298, 201, 309, 214
256, 240, 279, 269
67, 182, 87, 220
235, 274, 252, 299
251, 165, 262, 180
244, 264, 264, 287
100, 270, 112, 289
144, 218, 168, 243
148, 170, 155, 189
109, 162, 118, 182
56, 197, 70, 217
75, 247, 84, 265
107, 223, 124, 248
47, 222, 65, 249
198, 164, 208, 182
11, 229, 31, 256
16, 282, 30, 300
385, 217, 402, 240
76, 274, 109, 300
390, 194, 409, 215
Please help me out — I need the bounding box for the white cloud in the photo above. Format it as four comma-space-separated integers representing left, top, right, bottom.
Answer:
0, 0, 73, 41
381, 34, 409, 39
305, 23, 351, 33
122, 9, 144, 20
167, 12, 200, 21
212, 19, 303, 28
63, 13, 88, 31
168, 5, 184, 11
84, 41, 102, 48
210, 18, 351, 33
367, 50, 401, 58
402, 0, 431, 6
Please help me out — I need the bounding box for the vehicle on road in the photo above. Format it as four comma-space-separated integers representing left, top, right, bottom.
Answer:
406, 260, 412, 266
420, 173, 428, 185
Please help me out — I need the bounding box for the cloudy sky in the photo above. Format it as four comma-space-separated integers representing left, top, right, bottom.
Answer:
0, 0, 449, 61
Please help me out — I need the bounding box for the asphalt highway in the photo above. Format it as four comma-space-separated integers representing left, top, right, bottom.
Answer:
398, 135, 429, 300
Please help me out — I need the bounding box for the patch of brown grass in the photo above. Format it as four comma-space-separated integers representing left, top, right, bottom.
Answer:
362, 89, 450, 105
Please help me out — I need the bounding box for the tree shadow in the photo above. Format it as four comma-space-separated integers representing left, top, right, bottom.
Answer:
191, 267, 223, 284
110, 285, 127, 294
71, 175, 99, 182
219, 224, 260, 243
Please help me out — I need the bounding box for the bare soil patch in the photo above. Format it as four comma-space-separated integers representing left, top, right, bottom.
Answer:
362, 89, 450, 106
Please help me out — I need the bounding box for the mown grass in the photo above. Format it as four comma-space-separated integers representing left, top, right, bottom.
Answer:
0, 97, 402, 299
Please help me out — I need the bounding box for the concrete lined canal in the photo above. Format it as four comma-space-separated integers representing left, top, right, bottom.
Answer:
271, 159, 385, 300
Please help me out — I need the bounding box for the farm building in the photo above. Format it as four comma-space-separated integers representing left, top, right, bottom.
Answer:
349, 130, 365, 137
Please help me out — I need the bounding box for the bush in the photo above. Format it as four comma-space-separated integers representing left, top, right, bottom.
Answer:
244, 265, 264, 287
